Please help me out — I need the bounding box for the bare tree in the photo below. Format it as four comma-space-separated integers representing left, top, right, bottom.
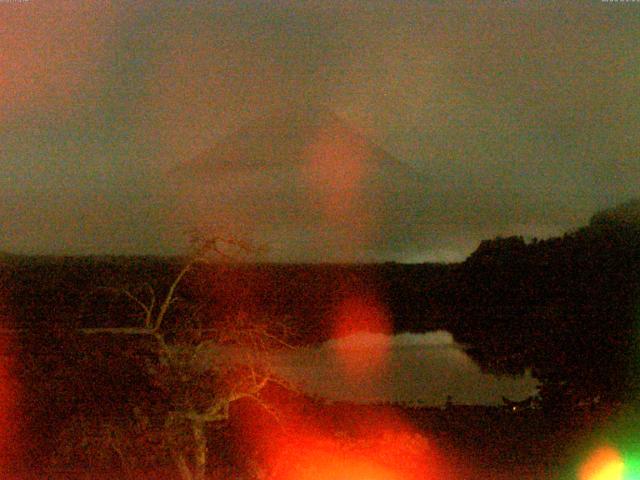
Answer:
80, 235, 294, 480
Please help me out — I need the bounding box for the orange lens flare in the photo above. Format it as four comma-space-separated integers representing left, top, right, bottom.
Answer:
257, 415, 448, 480
330, 295, 392, 378
235, 391, 455, 480
579, 446, 625, 480
275, 449, 401, 480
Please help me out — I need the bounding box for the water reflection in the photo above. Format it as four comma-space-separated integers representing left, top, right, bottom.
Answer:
271, 330, 539, 405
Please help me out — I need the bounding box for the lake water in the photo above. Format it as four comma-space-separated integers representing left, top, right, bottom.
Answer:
270, 330, 539, 406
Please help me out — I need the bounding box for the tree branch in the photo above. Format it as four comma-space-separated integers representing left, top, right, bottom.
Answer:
153, 261, 193, 333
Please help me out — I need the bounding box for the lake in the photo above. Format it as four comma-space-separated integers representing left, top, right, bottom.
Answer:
269, 330, 539, 406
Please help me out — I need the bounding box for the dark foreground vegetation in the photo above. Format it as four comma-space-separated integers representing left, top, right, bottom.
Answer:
0, 199, 639, 477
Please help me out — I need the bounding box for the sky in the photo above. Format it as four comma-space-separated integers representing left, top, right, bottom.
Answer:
1, 0, 639, 262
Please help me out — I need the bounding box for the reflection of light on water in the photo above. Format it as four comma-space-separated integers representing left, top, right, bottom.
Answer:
329, 295, 391, 379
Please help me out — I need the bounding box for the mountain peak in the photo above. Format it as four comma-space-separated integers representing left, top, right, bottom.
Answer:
166, 103, 433, 262
173, 102, 422, 181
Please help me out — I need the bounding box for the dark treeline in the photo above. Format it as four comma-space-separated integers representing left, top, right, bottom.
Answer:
436, 199, 640, 407
0, 255, 451, 341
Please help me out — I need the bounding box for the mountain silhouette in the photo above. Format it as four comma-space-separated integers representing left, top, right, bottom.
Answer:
589, 198, 640, 228
170, 104, 439, 262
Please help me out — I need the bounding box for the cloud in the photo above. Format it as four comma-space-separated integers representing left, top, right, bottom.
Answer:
0, 1, 121, 123
1, 1, 639, 259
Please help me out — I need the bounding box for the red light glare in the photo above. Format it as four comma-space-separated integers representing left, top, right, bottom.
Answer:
330, 295, 392, 378
239, 397, 455, 480
303, 122, 369, 221
300, 118, 375, 259
265, 427, 447, 480
0, 330, 20, 470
